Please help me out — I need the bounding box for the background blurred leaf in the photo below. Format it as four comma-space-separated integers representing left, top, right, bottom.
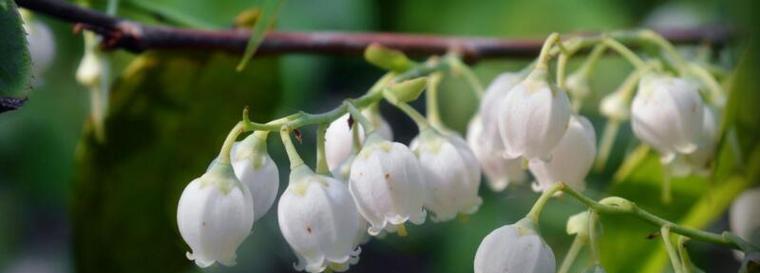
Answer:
0, 0, 31, 98
123, 0, 258, 28
71, 51, 281, 273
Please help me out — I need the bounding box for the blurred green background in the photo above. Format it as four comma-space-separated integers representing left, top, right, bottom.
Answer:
1, 0, 759, 273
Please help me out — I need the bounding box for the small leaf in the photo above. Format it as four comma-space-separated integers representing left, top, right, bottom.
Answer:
0, 0, 31, 98
236, 0, 284, 71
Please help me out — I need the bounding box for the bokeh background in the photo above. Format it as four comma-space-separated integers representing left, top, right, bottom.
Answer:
1, 0, 759, 273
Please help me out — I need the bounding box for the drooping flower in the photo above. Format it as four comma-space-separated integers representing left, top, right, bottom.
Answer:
177, 160, 254, 268
670, 105, 719, 177
325, 109, 393, 172
730, 188, 760, 249
278, 165, 363, 273
348, 133, 426, 235
479, 72, 524, 142
467, 115, 525, 191
631, 74, 704, 163
230, 132, 279, 222
529, 115, 596, 192
474, 218, 556, 273
498, 67, 572, 160
411, 129, 482, 222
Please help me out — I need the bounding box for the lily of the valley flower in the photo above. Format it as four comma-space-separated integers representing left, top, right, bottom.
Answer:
466, 115, 525, 191
230, 132, 279, 222
670, 105, 719, 177
278, 165, 363, 273
498, 67, 572, 160
474, 218, 556, 273
325, 109, 393, 172
631, 74, 704, 163
177, 160, 254, 268
467, 116, 525, 190
411, 129, 482, 222
529, 115, 596, 192
349, 133, 426, 235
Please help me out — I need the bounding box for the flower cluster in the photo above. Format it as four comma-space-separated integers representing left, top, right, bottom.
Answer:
173, 31, 737, 273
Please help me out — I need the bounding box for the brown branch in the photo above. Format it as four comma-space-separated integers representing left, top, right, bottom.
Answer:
17, 0, 733, 62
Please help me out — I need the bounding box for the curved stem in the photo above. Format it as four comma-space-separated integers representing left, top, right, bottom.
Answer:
425, 72, 445, 128
577, 43, 608, 77
637, 29, 689, 75
535, 33, 561, 71
526, 183, 564, 224
394, 101, 430, 131
559, 185, 744, 250
280, 126, 304, 170
345, 101, 375, 135
587, 210, 601, 262
662, 226, 685, 273
217, 122, 245, 164
557, 52, 569, 89
595, 119, 620, 172
603, 37, 648, 70
316, 123, 329, 175
558, 235, 587, 273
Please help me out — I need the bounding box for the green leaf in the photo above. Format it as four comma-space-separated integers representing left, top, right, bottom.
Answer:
0, 0, 31, 97
236, 0, 284, 71
71, 51, 281, 273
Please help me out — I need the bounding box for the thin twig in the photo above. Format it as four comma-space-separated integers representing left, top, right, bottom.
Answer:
16, 0, 733, 62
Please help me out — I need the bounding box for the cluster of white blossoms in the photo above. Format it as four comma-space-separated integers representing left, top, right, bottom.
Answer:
173, 32, 736, 273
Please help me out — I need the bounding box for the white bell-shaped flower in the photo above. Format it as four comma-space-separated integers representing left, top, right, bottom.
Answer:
278, 165, 363, 273
411, 129, 482, 222
177, 161, 254, 268
474, 218, 556, 273
479, 72, 524, 144
498, 68, 572, 160
670, 105, 719, 176
631, 74, 704, 163
730, 188, 760, 247
348, 133, 426, 235
529, 115, 596, 192
230, 132, 279, 222
466, 115, 525, 191
328, 154, 372, 248
325, 109, 393, 172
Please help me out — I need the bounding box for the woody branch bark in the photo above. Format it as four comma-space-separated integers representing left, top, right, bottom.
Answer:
16, 0, 732, 62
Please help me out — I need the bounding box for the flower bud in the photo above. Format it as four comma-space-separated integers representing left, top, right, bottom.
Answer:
76, 51, 101, 87
631, 74, 704, 163
230, 132, 279, 222
600, 89, 631, 121
382, 77, 428, 105
474, 218, 556, 273
364, 43, 413, 72
348, 134, 427, 235
466, 115, 525, 191
177, 161, 254, 267
529, 115, 596, 192
566, 211, 590, 236
498, 68, 572, 160
411, 129, 482, 222
278, 165, 363, 273
325, 110, 393, 172
730, 188, 760, 250
566, 72, 591, 101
